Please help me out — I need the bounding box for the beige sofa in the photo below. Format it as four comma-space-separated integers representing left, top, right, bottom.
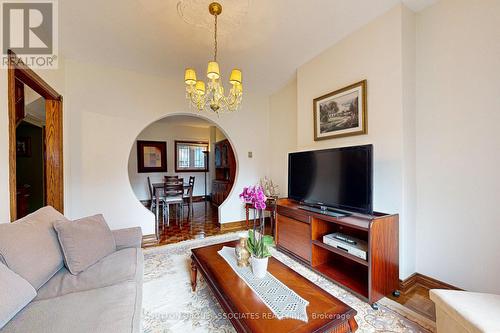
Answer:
0, 207, 143, 333
430, 289, 500, 333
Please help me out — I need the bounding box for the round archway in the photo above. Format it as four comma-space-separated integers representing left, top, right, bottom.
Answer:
127, 114, 237, 231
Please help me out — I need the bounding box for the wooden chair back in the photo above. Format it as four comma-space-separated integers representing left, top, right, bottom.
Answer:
165, 175, 179, 182
185, 183, 193, 198
164, 178, 183, 197
184, 176, 195, 197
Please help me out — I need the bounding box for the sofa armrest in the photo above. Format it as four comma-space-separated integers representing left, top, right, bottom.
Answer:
112, 227, 142, 250
430, 289, 500, 333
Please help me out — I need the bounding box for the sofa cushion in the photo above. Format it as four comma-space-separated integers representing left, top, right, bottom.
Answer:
0, 281, 142, 333
54, 214, 116, 275
112, 227, 143, 250
430, 289, 500, 333
36, 247, 143, 301
0, 263, 37, 329
0, 206, 67, 289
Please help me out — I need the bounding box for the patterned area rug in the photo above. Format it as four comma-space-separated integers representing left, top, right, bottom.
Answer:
142, 233, 435, 333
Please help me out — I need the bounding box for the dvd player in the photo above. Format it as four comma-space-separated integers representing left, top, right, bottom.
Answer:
323, 232, 368, 261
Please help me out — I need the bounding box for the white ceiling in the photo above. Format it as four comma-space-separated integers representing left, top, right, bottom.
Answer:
60, 0, 436, 96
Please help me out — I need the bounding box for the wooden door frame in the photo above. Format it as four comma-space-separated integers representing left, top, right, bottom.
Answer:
8, 49, 64, 221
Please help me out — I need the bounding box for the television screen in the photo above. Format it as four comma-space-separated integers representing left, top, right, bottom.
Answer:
288, 144, 373, 214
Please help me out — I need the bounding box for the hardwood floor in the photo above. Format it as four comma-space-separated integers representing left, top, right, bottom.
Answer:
148, 201, 248, 246
144, 200, 437, 322
389, 284, 436, 321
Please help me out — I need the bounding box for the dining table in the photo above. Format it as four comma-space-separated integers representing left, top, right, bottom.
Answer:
152, 182, 192, 233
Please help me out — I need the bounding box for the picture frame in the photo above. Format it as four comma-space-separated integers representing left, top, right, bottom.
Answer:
313, 80, 367, 141
137, 140, 167, 173
16, 136, 32, 157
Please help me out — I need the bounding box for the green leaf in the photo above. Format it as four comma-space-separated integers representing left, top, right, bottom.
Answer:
262, 247, 271, 257
246, 230, 275, 258
248, 229, 254, 242
262, 235, 274, 246
247, 230, 256, 255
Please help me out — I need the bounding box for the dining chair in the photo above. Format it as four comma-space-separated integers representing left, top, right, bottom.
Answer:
148, 176, 165, 216
163, 178, 184, 226
165, 175, 179, 182
183, 176, 195, 218
188, 176, 195, 187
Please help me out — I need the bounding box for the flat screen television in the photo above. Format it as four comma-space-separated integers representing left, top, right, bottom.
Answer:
288, 144, 373, 215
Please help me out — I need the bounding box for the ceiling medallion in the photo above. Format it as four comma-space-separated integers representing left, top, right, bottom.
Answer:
184, 2, 243, 114
177, 0, 249, 35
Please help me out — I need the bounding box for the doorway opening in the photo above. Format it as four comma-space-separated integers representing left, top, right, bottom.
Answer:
8, 50, 63, 220
127, 114, 239, 244
15, 86, 46, 217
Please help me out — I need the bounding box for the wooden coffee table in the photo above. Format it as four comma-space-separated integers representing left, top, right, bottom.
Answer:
191, 241, 358, 333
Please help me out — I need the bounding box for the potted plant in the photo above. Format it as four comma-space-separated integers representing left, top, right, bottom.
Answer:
239, 185, 275, 278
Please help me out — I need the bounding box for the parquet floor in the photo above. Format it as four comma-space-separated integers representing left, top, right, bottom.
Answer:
151, 201, 247, 246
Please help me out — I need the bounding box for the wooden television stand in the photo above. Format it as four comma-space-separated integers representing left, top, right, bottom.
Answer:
275, 198, 399, 308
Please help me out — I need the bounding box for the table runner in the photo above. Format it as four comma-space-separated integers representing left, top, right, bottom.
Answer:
217, 246, 309, 322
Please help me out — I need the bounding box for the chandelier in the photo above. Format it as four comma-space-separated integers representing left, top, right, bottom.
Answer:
184, 2, 243, 114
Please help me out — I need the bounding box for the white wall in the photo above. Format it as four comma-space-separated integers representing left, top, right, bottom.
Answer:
294, 5, 415, 278
127, 121, 211, 201
269, 76, 297, 196
400, 5, 417, 285
62, 60, 269, 235
415, 0, 500, 293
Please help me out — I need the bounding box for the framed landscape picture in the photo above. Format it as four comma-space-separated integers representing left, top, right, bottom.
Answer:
313, 80, 367, 141
137, 140, 167, 173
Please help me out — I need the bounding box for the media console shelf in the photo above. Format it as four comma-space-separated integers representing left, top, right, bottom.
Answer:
275, 198, 399, 307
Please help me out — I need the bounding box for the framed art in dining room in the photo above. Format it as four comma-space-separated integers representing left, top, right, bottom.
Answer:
137, 140, 167, 173
313, 80, 367, 141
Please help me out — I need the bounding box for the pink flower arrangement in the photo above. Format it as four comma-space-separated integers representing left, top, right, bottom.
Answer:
240, 184, 274, 260
239, 185, 267, 210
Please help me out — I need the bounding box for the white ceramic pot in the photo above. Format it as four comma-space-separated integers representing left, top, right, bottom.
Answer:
251, 256, 269, 278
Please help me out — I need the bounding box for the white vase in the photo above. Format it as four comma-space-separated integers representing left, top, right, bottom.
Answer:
251, 256, 269, 278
